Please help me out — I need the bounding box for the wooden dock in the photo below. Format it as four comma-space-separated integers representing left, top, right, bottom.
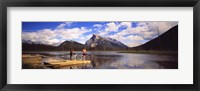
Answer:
22, 54, 91, 69
44, 60, 91, 69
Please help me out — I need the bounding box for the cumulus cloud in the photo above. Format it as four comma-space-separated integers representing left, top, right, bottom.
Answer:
119, 22, 132, 28
138, 21, 178, 40
22, 22, 90, 46
22, 29, 56, 45
55, 27, 90, 39
99, 22, 132, 36
22, 21, 178, 47
93, 24, 103, 28
105, 21, 178, 47
105, 22, 119, 32
108, 34, 145, 47
126, 42, 142, 47
56, 22, 73, 29
127, 35, 144, 41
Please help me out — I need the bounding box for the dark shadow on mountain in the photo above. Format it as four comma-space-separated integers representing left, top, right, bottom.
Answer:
132, 25, 178, 51
57, 40, 85, 50
22, 43, 57, 51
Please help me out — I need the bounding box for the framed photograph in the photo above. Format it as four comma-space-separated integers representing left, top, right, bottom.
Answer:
0, 0, 199, 91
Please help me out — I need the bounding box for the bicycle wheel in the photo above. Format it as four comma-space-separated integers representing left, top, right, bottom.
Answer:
85, 55, 90, 60
76, 55, 82, 60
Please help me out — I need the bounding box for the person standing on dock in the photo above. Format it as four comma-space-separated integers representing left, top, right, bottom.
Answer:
70, 49, 74, 60
82, 48, 87, 60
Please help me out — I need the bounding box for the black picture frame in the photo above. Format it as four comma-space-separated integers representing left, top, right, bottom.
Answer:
0, 0, 199, 91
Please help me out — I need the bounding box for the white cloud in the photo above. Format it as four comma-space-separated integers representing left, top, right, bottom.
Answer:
137, 21, 178, 39
22, 29, 56, 45
141, 31, 156, 40
107, 27, 144, 41
56, 22, 73, 29
119, 22, 132, 28
109, 34, 126, 42
108, 34, 145, 47
98, 30, 108, 36
105, 22, 119, 32
22, 24, 90, 46
127, 35, 144, 41
105, 21, 178, 47
126, 42, 142, 47
100, 22, 132, 36
55, 27, 89, 39
150, 21, 178, 34
93, 24, 103, 28
110, 21, 178, 40
48, 38, 65, 46
76, 34, 93, 44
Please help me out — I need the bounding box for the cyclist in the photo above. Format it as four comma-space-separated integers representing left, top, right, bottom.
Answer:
69, 49, 74, 60
82, 48, 87, 60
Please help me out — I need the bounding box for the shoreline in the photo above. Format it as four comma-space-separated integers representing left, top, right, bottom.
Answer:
22, 54, 92, 69
22, 54, 45, 69
117, 50, 178, 55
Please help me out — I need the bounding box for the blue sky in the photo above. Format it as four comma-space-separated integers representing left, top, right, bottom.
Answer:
22, 21, 178, 47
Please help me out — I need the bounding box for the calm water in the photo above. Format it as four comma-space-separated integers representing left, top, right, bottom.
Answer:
24, 51, 178, 69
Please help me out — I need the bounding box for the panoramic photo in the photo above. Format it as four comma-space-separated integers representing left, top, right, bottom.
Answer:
22, 21, 178, 69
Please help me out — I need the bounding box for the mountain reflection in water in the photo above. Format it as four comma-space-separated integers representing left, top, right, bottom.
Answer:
25, 51, 178, 69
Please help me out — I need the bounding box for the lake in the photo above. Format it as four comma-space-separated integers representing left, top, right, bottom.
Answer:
23, 51, 178, 69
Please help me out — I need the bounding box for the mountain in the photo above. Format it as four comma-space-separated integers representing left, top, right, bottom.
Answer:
57, 40, 85, 50
22, 40, 85, 51
85, 34, 128, 50
132, 25, 178, 51
22, 42, 56, 51
22, 25, 178, 51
